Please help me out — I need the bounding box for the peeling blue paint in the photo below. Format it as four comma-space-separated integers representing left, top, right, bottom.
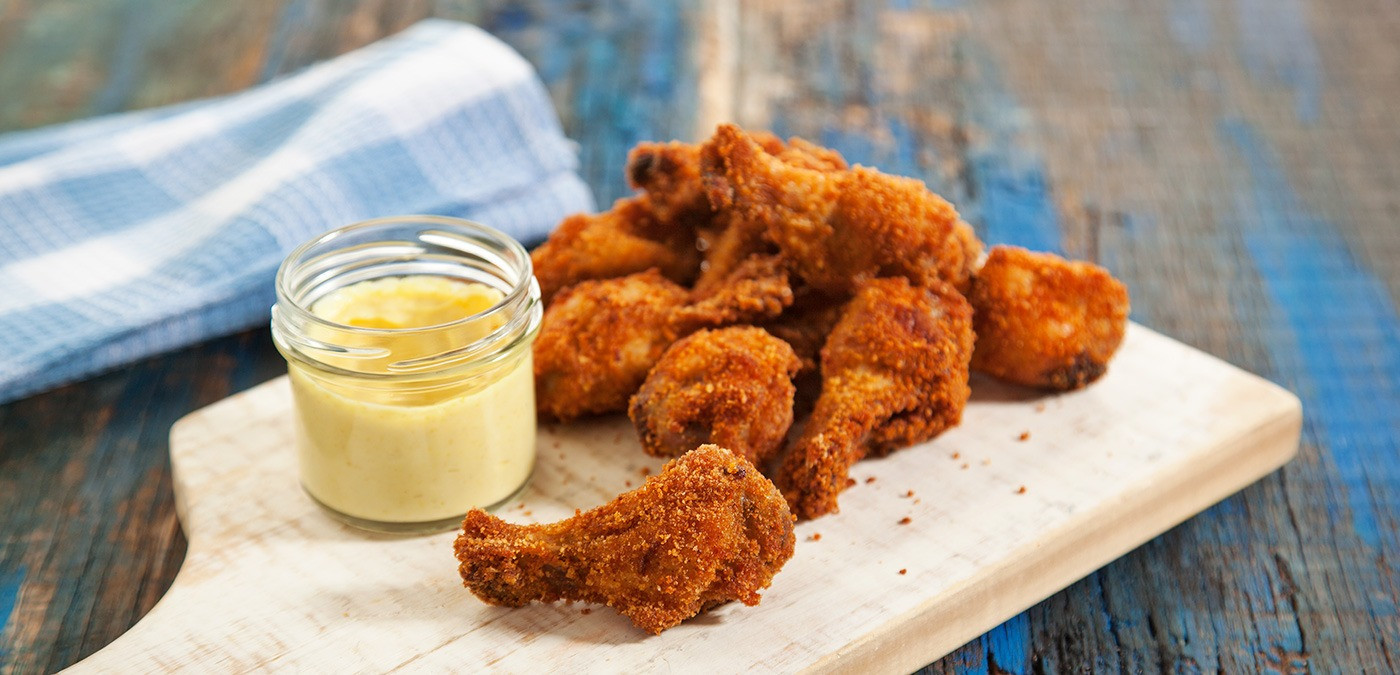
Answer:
1221, 119, 1400, 550
260, 0, 313, 82
1234, 0, 1321, 123
1169, 0, 1213, 55
959, 44, 1063, 253
0, 565, 24, 661
91, 0, 157, 115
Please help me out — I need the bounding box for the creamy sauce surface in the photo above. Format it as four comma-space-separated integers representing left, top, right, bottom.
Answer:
289, 276, 535, 524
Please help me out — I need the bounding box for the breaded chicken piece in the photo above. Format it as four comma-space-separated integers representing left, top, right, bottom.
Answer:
630, 133, 847, 296
535, 266, 793, 421
454, 445, 796, 635
968, 246, 1130, 390
530, 196, 700, 304
777, 278, 974, 519
628, 133, 846, 225
758, 288, 848, 415
629, 327, 801, 465
675, 254, 794, 328
701, 123, 982, 295
534, 270, 690, 420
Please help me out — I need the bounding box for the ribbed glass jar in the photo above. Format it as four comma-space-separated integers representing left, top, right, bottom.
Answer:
271, 216, 541, 534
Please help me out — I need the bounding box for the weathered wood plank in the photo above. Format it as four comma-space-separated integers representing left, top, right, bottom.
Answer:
1, 0, 1398, 671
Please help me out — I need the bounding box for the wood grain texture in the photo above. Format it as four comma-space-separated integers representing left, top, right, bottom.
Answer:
1, 0, 1396, 672
67, 326, 1299, 673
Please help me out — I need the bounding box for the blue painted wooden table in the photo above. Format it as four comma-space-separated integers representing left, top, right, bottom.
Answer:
1, 1, 1396, 671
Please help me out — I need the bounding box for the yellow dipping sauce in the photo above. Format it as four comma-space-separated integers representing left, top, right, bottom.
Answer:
287, 276, 536, 526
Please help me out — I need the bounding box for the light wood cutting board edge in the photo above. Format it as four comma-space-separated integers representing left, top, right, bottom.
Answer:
815, 357, 1302, 674
128, 324, 1303, 673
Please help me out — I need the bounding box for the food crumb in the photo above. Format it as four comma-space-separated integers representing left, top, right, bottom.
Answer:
807, 533, 822, 542
865, 476, 877, 484
913, 498, 921, 505
1016, 485, 1027, 494
845, 477, 857, 488
898, 517, 912, 525
517, 502, 526, 509
640, 467, 651, 477
523, 510, 532, 517
581, 608, 592, 615
981, 458, 991, 466
624, 480, 633, 487
898, 569, 908, 575
1035, 402, 1046, 412
960, 463, 969, 470
904, 490, 915, 498
1018, 431, 1030, 442
951, 452, 961, 460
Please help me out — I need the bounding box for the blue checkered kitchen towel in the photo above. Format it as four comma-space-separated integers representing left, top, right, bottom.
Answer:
0, 20, 594, 405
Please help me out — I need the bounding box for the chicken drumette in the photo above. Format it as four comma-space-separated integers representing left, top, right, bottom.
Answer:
629, 326, 801, 465
777, 277, 974, 520
454, 445, 796, 635
968, 246, 1130, 390
701, 123, 983, 296
530, 196, 700, 305
534, 262, 793, 421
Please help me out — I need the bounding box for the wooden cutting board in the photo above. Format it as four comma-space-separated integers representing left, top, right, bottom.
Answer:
66, 324, 1299, 673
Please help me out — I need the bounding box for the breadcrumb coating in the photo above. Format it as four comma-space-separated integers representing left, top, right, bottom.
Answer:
454, 445, 796, 634
777, 278, 974, 519
701, 123, 981, 295
630, 327, 801, 465
530, 196, 700, 304
534, 264, 793, 421
968, 246, 1130, 390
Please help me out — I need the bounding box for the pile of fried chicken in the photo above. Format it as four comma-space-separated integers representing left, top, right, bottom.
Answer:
455, 124, 1130, 634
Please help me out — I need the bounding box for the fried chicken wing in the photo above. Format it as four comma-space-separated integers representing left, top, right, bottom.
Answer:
968, 246, 1130, 390
777, 278, 974, 519
530, 196, 700, 304
701, 123, 982, 295
534, 270, 690, 420
628, 132, 848, 296
535, 265, 793, 421
454, 445, 796, 634
629, 327, 801, 465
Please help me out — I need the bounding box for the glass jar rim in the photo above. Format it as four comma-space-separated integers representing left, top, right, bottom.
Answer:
274, 215, 534, 335
271, 215, 542, 382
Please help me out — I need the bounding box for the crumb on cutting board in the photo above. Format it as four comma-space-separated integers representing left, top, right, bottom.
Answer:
1016, 485, 1027, 494
898, 517, 912, 525
899, 569, 907, 575
1018, 431, 1030, 441
807, 533, 822, 542
865, 476, 877, 484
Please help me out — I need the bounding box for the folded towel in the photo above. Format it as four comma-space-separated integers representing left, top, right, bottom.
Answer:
0, 19, 594, 405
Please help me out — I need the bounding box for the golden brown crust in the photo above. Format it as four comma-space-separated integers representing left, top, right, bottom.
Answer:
777, 278, 974, 519
968, 246, 1130, 390
534, 263, 794, 421
629, 327, 801, 465
530, 196, 700, 304
626, 142, 712, 226
533, 270, 690, 420
454, 445, 796, 634
700, 123, 982, 295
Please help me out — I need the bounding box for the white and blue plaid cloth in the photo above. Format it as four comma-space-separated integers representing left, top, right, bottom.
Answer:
0, 20, 594, 404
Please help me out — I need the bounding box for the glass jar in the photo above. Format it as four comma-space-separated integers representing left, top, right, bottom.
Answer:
271, 216, 542, 534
